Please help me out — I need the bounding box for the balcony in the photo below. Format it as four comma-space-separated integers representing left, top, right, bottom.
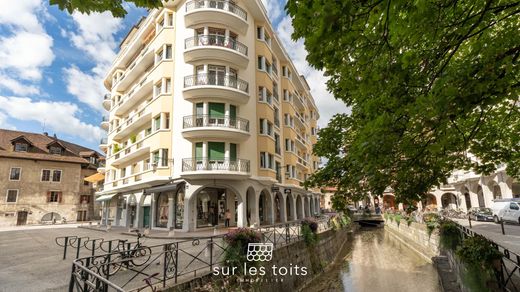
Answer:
111, 142, 150, 166
97, 160, 106, 173
101, 116, 109, 131
103, 94, 111, 110
113, 47, 154, 92
183, 73, 249, 104
112, 108, 152, 140
181, 158, 250, 180
184, 35, 248, 68
99, 137, 108, 152
114, 74, 154, 116
185, 0, 248, 35
182, 115, 250, 140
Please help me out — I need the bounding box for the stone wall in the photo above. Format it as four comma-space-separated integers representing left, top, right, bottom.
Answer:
162, 227, 355, 291
385, 219, 440, 261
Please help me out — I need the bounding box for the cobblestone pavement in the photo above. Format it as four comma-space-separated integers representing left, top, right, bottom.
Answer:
0, 227, 178, 292
452, 218, 520, 254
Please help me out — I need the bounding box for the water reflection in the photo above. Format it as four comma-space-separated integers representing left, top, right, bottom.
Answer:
303, 228, 440, 292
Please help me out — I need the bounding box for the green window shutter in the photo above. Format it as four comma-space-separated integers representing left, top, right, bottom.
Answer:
229, 105, 236, 119
195, 142, 203, 160
208, 103, 225, 118
230, 143, 237, 161
208, 142, 225, 160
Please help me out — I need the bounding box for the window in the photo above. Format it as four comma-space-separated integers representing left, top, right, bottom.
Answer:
164, 113, 170, 129
161, 149, 169, 167
41, 169, 51, 181
284, 114, 294, 127
259, 118, 265, 134
9, 168, 21, 181
272, 57, 278, 76
80, 195, 90, 204
275, 134, 281, 155
121, 167, 127, 178
164, 78, 171, 93
165, 45, 172, 59
14, 143, 28, 152
257, 26, 263, 40
154, 82, 161, 97
273, 82, 279, 101
311, 127, 317, 135
52, 170, 62, 182
49, 146, 62, 155
260, 152, 274, 169
154, 115, 161, 131
259, 119, 273, 136
166, 13, 173, 26
274, 106, 280, 127
152, 151, 160, 165
6, 190, 18, 203
257, 56, 264, 70
156, 48, 164, 63
146, 127, 152, 136
285, 139, 295, 152
48, 191, 61, 203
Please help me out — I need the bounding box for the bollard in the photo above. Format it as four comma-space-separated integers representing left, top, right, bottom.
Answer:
468, 216, 472, 228
501, 220, 505, 235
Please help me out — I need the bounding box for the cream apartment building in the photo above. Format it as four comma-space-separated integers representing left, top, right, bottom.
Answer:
97, 0, 322, 231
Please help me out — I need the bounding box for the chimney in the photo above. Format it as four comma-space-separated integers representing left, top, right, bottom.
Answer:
43, 132, 48, 136
53, 133, 57, 139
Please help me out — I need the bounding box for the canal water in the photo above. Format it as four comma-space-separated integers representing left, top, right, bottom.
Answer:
303, 228, 441, 292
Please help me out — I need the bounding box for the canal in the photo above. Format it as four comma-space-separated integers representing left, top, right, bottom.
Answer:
303, 228, 441, 292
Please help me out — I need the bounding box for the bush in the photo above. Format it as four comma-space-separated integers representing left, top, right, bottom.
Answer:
423, 213, 440, 237
301, 217, 318, 233
405, 215, 415, 227
394, 213, 402, 227
302, 224, 318, 247
223, 228, 262, 273
439, 220, 461, 250
456, 236, 502, 267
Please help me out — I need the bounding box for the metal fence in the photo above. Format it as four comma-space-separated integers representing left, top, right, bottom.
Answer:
68, 219, 331, 292
453, 221, 520, 291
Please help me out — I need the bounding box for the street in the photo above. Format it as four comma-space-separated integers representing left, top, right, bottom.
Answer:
0, 226, 173, 292
452, 218, 520, 255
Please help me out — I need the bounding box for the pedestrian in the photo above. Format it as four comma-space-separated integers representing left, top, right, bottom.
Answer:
225, 209, 231, 227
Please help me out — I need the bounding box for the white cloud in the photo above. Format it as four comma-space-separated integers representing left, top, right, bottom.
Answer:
63, 11, 124, 112
0, 111, 16, 130
0, 74, 40, 95
0, 0, 54, 95
268, 5, 350, 128
0, 95, 103, 142
0, 31, 54, 80
63, 66, 105, 112
261, 0, 283, 22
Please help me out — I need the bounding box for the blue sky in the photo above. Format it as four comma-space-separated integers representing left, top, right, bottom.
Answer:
0, 0, 347, 151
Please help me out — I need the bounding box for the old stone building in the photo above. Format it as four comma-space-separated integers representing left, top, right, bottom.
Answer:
0, 129, 102, 226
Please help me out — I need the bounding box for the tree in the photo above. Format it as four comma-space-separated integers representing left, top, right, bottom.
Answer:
49, 0, 162, 17
287, 0, 520, 206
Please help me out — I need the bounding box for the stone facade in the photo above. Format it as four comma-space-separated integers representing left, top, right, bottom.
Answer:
385, 219, 440, 260
0, 130, 101, 226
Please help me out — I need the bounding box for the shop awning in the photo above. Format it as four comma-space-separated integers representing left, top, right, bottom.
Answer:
95, 194, 117, 202
84, 172, 105, 183
144, 183, 178, 194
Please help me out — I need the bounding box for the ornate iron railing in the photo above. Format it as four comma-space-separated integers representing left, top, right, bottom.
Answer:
185, 34, 248, 56
182, 115, 249, 132
67, 218, 331, 292
451, 221, 520, 291
185, 0, 247, 21
183, 73, 249, 93
181, 158, 250, 173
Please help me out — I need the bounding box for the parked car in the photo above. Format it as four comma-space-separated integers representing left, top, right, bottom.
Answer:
468, 207, 494, 221
491, 198, 520, 224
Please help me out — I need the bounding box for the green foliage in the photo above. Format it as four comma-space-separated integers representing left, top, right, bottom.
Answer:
113, 144, 121, 153
130, 135, 137, 144
293, 0, 520, 204
49, 0, 162, 17
394, 213, 402, 227
423, 213, 440, 237
405, 215, 415, 227
461, 265, 495, 292
223, 228, 262, 274
439, 221, 461, 250
456, 236, 502, 267
302, 224, 318, 247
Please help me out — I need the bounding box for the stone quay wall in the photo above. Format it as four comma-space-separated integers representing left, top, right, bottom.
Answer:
385, 219, 440, 261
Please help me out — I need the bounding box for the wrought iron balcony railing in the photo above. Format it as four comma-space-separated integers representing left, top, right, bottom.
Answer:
182, 158, 250, 173
185, 35, 248, 56
183, 73, 249, 93
182, 115, 249, 132
185, 0, 247, 21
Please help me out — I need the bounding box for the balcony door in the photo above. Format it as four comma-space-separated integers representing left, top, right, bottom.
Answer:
195, 103, 204, 126
208, 142, 225, 170
208, 65, 226, 86
208, 103, 225, 126
229, 105, 236, 127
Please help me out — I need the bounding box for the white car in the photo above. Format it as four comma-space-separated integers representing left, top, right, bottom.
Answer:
492, 199, 520, 224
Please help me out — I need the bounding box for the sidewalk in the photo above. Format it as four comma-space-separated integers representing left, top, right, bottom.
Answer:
0, 222, 82, 232
78, 224, 234, 239
452, 218, 520, 254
